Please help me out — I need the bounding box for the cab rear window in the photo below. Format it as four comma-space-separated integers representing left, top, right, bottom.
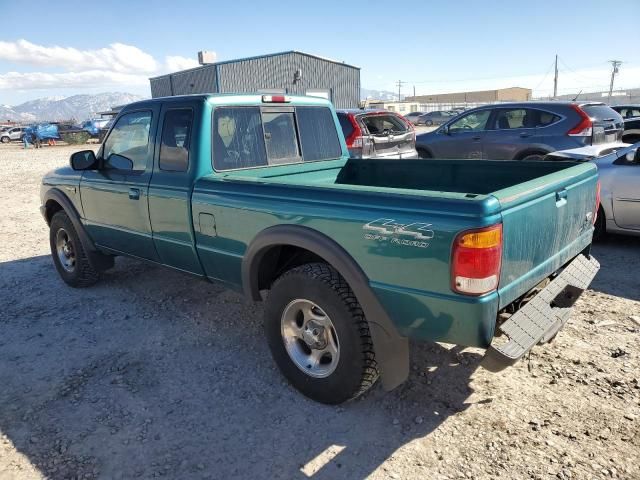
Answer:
213, 106, 341, 171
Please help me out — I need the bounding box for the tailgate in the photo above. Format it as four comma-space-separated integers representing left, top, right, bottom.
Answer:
493, 161, 599, 309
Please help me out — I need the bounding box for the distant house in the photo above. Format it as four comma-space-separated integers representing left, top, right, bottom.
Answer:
149, 50, 360, 109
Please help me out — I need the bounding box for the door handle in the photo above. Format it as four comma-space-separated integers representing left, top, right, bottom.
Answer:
472, 136, 481, 141
128, 188, 140, 200
555, 189, 567, 207
519, 132, 531, 138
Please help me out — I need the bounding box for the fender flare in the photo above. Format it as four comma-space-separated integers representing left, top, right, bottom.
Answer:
242, 225, 409, 390
42, 188, 114, 271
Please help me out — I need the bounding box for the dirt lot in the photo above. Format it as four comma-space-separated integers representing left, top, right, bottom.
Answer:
0, 144, 638, 480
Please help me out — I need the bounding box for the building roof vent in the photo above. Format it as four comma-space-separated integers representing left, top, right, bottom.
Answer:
198, 51, 216, 65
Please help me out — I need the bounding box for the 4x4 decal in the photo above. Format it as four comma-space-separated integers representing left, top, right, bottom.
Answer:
363, 218, 434, 248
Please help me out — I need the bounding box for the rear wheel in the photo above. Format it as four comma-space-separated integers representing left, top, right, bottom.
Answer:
49, 211, 100, 287
593, 207, 606, 241
520, 152, 546, 161
0, 136, 9, 144
264, 263, 379, 404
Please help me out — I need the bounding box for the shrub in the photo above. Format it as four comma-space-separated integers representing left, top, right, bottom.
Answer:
60, 131, 91, 145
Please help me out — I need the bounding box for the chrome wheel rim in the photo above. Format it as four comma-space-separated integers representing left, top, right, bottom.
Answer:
55, 228, 76, 272
280, 299, 340, 378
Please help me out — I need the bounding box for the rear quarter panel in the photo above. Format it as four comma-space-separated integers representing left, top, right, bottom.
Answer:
192, 179, 503, 347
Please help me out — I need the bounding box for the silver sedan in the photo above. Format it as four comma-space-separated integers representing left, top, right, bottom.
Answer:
545, 142, 640, 239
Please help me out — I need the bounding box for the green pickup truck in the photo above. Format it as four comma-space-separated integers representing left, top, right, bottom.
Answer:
41, 94, 601, 404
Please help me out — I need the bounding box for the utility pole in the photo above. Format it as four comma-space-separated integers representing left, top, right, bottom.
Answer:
553, 54, 558, 98
396, 80, 406, 102
607, 60, 622, 103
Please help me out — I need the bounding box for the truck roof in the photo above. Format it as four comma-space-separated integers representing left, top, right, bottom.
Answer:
125, 93, 333, 110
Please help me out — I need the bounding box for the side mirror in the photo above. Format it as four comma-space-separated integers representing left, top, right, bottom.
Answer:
70, 150, 97, 170
625, 148, 640, 163
105, 153, 133, 171
440, 125, 450, 135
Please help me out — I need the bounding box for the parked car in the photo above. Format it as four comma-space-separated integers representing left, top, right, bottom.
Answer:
403, 111, 425, 125
416, 102, 624, 161
610, 104, 640, 144
0, 126, 25, 143
41, 94, 600, 404
336, 109, 418, 159
415, 110, 453, 126
80, 119, 110, 137
545, 141, 639, 238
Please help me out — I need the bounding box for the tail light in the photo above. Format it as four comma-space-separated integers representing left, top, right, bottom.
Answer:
262, 95, 290, 103
452, 224, 503, 295
567, 105, 593, 137
593, 180, 601, 225
344, 113, 364, 157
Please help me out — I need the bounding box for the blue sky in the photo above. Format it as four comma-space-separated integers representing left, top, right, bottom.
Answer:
1, 0, 639, 104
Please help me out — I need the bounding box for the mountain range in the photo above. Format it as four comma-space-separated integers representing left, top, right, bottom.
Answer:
0, 93, 145, 123
1, 88, 397, 124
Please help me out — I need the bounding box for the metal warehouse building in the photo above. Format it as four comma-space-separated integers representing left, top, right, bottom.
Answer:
149, 51, 360, 109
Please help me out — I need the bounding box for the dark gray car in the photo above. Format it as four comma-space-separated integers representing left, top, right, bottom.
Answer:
416, 102, 624, 160
415, 110, 453, 126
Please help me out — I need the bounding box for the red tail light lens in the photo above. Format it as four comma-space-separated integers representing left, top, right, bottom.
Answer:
593, 180, 601, 225
452, 224, 503, 295
344, 113, 364, 155
567, 105, 593, 137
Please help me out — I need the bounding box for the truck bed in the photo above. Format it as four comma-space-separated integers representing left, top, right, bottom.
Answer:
224, 158, 583, 196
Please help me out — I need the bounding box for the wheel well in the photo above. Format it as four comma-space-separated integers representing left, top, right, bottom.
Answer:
515, 149, 548, 160
256, 245, 327, 292
416, 147, 432, 158
622, 134, 640, 144
44, 199, 63, 224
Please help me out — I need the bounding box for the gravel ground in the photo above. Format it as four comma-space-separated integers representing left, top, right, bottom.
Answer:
0, 143, 638, 480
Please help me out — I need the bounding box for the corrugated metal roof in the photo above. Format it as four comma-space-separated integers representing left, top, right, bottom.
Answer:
149, 50, 359, 80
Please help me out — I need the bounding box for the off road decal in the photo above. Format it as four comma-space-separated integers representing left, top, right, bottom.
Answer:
363, 218, 434, 248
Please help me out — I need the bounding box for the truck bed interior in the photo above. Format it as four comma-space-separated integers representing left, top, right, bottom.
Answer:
224, 158, 581, 196
334, 159, 580, 195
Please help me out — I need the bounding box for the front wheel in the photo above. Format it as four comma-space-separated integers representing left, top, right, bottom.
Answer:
264, 263, 379, 404
49, 211, 100, 287
0, 136, 9, 144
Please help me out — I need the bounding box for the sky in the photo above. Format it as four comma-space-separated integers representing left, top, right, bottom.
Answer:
1, 0, 639, 104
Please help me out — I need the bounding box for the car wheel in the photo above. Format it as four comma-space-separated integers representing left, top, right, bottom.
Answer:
593, 207, 606, 241
425, 120, 433, 126
49, 210, 100, 287
0, 136, 9, 144
622, 135, 640, 145
264, 262, 379, 404
521, 153, 545, 161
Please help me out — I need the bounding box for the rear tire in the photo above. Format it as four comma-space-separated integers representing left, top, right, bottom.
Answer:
49, 211, 100, 287
520, 152, 546, 161
593, 207, 606, 241
264, 263, 379, 404
0, 136, 9, 144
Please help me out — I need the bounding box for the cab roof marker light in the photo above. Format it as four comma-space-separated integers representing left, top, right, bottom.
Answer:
262, 95, 291, 103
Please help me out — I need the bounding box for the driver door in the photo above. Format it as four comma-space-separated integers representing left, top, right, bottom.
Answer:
432, 109, 491, 159
611, 151, 640, 230
80, 107, 161, 261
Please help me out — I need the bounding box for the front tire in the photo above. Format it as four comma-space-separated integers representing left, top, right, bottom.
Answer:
264, 263, 379, 404
0, 136, 9, 144
49, 211, 100, 287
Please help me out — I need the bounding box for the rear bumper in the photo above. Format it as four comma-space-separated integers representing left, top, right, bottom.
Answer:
482, 254, 600, 372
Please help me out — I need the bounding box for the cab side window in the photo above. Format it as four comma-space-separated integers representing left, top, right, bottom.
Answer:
159, 109, 193, 172
103, 111, 152, 171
